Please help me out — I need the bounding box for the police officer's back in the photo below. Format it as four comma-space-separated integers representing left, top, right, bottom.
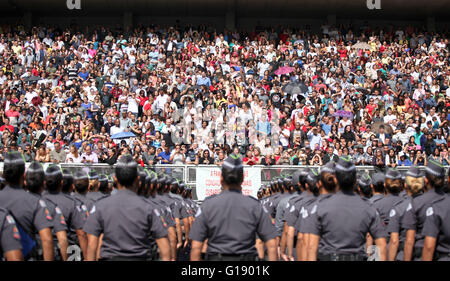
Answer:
387, 166, 424, 261
25, 163, 69, 261
43, 169, 88, 260
0, 207, 23, 260
374, 169, 404, 227
402, 159, 447, 261
302, 156, 388, 261
72, 171, 95, 218
0, 152, 54, 261
83, 155, 171, 261
189, 155, 278, 261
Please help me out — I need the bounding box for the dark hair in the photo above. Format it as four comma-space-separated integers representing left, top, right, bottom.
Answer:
3, 151, 25, 185
335, 169, 356, 192
137, 169, 148, 196
221, 156, 244, 186
319, 172, 336, 193
385, 178, 403, 194
25, 161, 45, 194
73, 171, 89, 194
62, 170, 73, 193
45, 165, 63, 192
426, 173, 445, 191
372, 181, 385, 193
115, 155, 138, 187
98, 174, 109, 193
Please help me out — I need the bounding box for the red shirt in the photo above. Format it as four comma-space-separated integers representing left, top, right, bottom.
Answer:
0, 125, 14, 132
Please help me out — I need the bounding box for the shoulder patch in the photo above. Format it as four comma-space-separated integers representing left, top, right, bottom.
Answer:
81, 205, 87, 211
311, 204, 317, 215
285, 202, 290, 209
289, 205, 295, 213
39, 199, 47, 208
12, 226, 20, 240
154, 208, 161, 217
302, 208, 308, 219
195, 208, 202, 218
90, 206, 96, 214
6, 215, 15, 225
406, 203, 412, 212
426, 207, 434, 217
389, 209, 396, 218
55, 207, 62, 214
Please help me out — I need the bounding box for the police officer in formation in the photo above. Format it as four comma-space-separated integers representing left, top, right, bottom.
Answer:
1, 149, 449, 262
402, 159, 447, 261
83, 155, 170, 261
0, 152, 54, 261
25, 162, 69, 261
189, 154, 278, 261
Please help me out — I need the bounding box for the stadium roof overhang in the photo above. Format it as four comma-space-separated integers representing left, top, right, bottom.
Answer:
0, 0, 449, 20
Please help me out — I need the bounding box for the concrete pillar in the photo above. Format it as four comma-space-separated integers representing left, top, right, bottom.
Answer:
123, 12, 133, 33
427, 17, 435, 32
327, 14, 336, 26
23, 11, 33, 29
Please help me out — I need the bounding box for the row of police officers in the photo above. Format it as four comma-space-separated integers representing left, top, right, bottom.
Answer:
0, 151, 449, 261
0, 152, 197, 261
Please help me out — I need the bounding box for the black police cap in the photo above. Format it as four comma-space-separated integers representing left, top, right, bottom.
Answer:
425, 158, 445, 178
385, 168, 402, 180
335, 156, 355, 174
306, 168, 320, 187
221, 154, 244, 184
372, 172, 385, 185
405, 166, 424, 178
358, 173, 372, 188
321, 161, 336, 174
88, 171, 99, 180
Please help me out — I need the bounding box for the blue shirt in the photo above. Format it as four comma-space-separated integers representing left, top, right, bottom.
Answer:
398, 159, 412, 166
256, 121, 271, 136
196, 76, 211, 87
158, 151, 171, 164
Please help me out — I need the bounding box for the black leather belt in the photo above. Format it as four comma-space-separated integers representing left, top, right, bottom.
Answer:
206, 253, 257, 261
318, 253, 366, 261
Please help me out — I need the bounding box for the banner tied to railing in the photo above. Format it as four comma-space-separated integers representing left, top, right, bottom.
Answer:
195, 167, 261, 200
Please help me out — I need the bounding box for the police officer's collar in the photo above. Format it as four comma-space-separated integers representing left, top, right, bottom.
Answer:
4, 184, 23, 190
221, 189, 242, 194
116, 188, 138, 195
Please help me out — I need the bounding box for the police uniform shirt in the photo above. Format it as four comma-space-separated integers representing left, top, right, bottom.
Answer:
299, 194, 333, 253
373, 194, 404, 227
265, 194, 279, 219
274, 193, 297, 236
402, 189, 446, 248
72, 193, 95, 216
301, 191, 387, 255
168, 193, 189, 219
87, 192, 110, 203
0, 207, 22, 254
83, 189, 168, 259
190, 190, 277, 255
386, 197, 412, 246
187, 199, 198, 216
160, 194, 182, 219
369, 194, 384, 205
293, 193, 320, 234
39, 196, 67, 234
285, 192, 308, 228
0, 185, 53, 236
43, 192, 86, 244
148, 195, 176, 228
422, 195, 450, 260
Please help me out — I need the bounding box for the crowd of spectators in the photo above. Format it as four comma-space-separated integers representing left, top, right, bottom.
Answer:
0, 22, 448, 170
